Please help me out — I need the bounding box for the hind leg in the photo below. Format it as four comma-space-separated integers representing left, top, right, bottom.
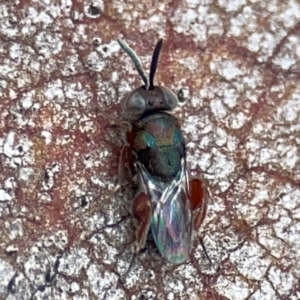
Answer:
113, 122, 135, 194
121, 192, 152, 279
189, 178, 207, 230
189, 179, 212, 265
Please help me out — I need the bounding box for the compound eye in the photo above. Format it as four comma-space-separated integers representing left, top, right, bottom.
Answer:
161, 87, 178, 110
122, 90, 146, 114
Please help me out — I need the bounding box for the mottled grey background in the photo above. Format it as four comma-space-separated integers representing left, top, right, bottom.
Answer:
0, 0, 300, 299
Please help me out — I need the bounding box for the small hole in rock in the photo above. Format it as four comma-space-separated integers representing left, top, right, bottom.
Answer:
81, 196, 88, 207
93, 38, 100, 46
88, 4, 101, 16
38, 285, 46, 292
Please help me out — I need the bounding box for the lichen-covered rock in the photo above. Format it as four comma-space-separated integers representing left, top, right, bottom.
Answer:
0, 0, 300, 299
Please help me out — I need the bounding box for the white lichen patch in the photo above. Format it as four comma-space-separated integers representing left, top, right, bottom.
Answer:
273, 215, 300, 249
249, 279, 277, 300
95, 39, 120, 58
44, 79, 65, 103
258, 225, 286, 259
228, 6, 257, 36
213, 127, 227, 146
3, 132, 17, 158
83, 213, 105, 231
35, 31, 64, 59
179, 56, 200, 72
211, 59, 245, 81
18, 167, 36, 183
216, 275, 250, 300
5, 218, 24, 240
0, 5, 18, 38
183, 114, 213, 137
206, 148, 236, 184
235, 202, 264, 226
247, 32, 277, 58
0, 177, 16, 202
274, 0, 300, 29
3, 272, 31, 299
58, 248, 90, 276
277, 185, 300, 210
0, 189, 12, 202
41, 130, 52, 144
38, 192, 53, 204
89, 232, 119, 264
218, 0, 246, 12
276, 89, 300, 122
65, 82, 93, 107
87, 264, 119, 299
121, 263, 148, 289
163, 276, 185, 298
228, 112, 248, 129
139, 13, 167, 37
230, 242, 271, 281
268, 265, 297, 297
61, 53, 83, 76
0, 259, 15, 296
2, 132, 33, 169
132, 289, 157, 300
24, 246, 56, 287
273, 34, 300, 71
171, 4, 223, 42
242, 84, 300, 174
42, 230, 69, 250
210, 98, 228, 119
86, 51, 107, 73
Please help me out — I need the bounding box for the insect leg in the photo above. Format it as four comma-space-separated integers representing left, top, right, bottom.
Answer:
112, 122, 134, 194
132, 192, 152, 253
122, 192, 151, 279
190, 178, 206, 230
190, 179, 212, 265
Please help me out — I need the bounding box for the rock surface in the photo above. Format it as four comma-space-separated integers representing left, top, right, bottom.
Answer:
0, 0, 300, 299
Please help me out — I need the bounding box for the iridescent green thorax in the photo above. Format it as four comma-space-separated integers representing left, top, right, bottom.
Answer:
132, 112, 185, 182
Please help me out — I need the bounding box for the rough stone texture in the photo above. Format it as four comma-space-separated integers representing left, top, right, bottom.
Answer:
0, 0, 300, 299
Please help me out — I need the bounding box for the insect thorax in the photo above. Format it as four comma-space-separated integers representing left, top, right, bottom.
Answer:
131, 112, 185, 182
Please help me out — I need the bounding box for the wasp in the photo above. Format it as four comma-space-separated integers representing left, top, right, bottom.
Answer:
117, 39, 208, 273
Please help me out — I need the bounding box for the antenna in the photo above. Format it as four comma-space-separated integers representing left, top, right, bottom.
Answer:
118, 39, 149, 88
149, 39, 163, 90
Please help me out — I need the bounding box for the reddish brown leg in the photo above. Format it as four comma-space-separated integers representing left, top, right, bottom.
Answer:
124, 130, 135, 175
190, 179, 212, 265
190, 178, 207, 230
122, 193, 151, 279
113, 123, 135, 194
112, 144, 129, 194
132, 192, 152, 252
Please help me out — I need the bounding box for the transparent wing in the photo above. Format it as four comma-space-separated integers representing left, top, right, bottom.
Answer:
136, 158, 193, 263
